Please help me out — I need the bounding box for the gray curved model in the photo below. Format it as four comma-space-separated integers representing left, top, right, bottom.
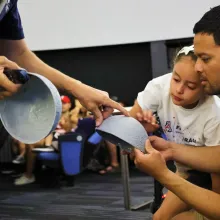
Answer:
96, 115, 148, 152
0, 73, 62, 144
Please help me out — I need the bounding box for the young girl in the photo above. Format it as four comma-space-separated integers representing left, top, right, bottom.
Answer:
130, 45, 220, 220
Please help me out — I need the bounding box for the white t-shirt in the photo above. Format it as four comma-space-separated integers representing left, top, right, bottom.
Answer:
137, 73, 220, 173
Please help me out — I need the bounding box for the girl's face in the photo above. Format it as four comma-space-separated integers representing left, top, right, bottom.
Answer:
62, 102, 71, 113
170, 56, 204, 109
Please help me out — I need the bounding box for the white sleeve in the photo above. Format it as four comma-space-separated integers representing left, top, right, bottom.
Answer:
204, 117, 220, 146
137, 79, 162, 112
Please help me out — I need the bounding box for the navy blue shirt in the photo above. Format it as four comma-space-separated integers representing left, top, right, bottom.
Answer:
0, 0, 24, 40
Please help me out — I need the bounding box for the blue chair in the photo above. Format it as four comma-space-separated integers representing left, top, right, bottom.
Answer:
75, 117, 97, 167
88, 132, 102, 145
35, 117, 96, 187
36, 132, 85, 187
75, 117, 96, 139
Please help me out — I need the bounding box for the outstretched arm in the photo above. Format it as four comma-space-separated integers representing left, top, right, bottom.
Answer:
0, 39, 128, 125
134, 140, 220, 220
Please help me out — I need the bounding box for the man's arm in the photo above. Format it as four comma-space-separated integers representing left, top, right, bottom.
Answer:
149, 136, 220, 173
0, 39, 81, 94
0, 39, 128, 125
171, 143, 220, 173
159, 169, 220, 220
211, 173, 220, 194
134, 141, 220, 220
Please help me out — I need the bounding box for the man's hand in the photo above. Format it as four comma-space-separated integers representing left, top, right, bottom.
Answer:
0, 56, 21, 99
149, 136, 173, 161
134, 139, 169, 179
122, 136, 173, 161
136, 110, 159, 132
74, 83, 129, 126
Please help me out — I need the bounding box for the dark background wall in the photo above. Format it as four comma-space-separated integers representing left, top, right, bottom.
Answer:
35, 42, 152, 106
34, 38, 193, 106
150, 38, 193, 78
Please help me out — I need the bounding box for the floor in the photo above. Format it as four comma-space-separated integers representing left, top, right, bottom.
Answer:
0, 168, 154, 220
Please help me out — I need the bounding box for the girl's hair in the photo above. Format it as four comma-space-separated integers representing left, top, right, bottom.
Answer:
174, 45, 197, 65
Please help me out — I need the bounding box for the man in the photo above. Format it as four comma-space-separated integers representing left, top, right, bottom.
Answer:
0, 0, 128, 126
133, 5, 220, 220
134, 141, 220, 220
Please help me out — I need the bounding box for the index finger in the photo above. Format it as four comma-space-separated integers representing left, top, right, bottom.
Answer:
103, 98, 129, 116
102, 106, 114, 119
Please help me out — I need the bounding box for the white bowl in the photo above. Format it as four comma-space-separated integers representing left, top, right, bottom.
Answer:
0, 73, 61, 144
96, 115, 148, 152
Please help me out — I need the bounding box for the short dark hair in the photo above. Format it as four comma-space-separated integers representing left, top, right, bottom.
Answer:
193, 6, 220, 45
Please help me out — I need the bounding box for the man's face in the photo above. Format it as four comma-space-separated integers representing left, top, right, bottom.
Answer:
194, 33, 220, 95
